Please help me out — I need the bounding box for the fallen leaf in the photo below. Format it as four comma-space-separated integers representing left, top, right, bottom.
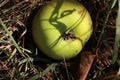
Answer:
71, 51, 95, 80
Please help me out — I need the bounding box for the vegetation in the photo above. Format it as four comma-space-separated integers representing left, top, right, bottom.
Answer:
0, 0, 120, 80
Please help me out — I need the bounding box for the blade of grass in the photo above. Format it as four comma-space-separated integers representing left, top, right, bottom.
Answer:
0, 39, 10, 44
97, 0, 117, 48
112, 0, 120, 64
18, 57, 52, 66
18, 58, 33, 66
20, 47, 32, 54
0, 19, 22, 53
15, 64, 22, 80
63, 57, 70, 80
7, 48, 17, 61
29, 63, 58, 80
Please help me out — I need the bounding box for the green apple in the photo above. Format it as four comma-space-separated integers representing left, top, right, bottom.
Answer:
32, 0, 92, 60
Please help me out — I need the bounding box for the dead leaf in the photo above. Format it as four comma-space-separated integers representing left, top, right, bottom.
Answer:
71, 51, 95, 80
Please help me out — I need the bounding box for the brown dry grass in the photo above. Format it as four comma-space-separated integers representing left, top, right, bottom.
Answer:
0, 0, 119, 80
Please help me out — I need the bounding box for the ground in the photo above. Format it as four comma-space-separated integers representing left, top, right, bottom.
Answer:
0, 0, 120, 80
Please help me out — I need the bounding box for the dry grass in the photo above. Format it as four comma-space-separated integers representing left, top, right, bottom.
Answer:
0, 0, 120, 80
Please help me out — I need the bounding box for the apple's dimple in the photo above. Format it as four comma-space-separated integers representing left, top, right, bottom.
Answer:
62, 32, 76, 41
32, 0, 93, 60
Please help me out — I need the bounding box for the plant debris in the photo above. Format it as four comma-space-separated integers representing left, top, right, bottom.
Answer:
0, 0, 120, 80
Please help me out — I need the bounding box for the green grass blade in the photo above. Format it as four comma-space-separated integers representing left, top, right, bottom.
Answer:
63, 57, 70, 80
112, 0, 120, 64
0, 19, 22, 53
109, 0, 117, 9
29, 63, 58, 80
18, 58, 33, 66
97, 0, 117, 48
15, 64, 22, 80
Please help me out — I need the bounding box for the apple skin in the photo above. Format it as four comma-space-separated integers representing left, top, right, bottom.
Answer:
32, 0, 93, 60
